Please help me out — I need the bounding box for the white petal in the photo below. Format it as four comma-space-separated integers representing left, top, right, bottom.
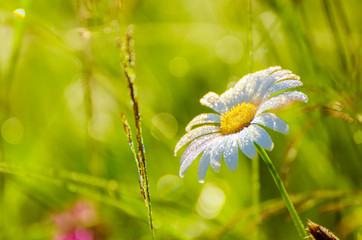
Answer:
221, 67, 282, 108
256, 70, 292, 94
240, 67, 283, 102
210, 137, 227, 172
247, 125, 274, 151
263, 80, 303, 100
197, 142, 217, 183
200, 92, 227, 114
251, 113, 289, 134
256, 91, 308, 115
242, 72, 268, 103
232, 73, 251, 90
268, 69, 293, 82
179, 133, 221, 178
220, 87, 247, 112
223, 135, 239, 171
174, 125, 220, 156
234, 66, 281, 90
180, 133, 220, 164
236, 128, 256, 159
248, 69, 296, 103
273, 73, 300, 82
196, 135, 225, 182
185, 113, 221, 132
263, 66, 283, 75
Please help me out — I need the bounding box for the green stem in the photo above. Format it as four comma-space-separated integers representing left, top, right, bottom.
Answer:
255, 144, 308, 238
251, 155, 260, 239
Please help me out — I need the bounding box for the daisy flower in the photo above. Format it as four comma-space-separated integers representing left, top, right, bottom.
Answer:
175, 66, 308, 183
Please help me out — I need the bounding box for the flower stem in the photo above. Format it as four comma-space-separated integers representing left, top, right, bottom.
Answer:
251, 155, 260, 239
255, 144, 308, 238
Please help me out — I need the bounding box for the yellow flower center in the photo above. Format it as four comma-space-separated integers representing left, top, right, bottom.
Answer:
220, 103, 257, 135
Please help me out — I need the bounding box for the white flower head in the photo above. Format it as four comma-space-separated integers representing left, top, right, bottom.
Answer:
175, 66, 308, 183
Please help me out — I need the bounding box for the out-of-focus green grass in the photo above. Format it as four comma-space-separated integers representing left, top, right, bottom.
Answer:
0, 0, 361, 239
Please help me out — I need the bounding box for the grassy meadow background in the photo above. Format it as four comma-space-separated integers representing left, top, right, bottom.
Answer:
0, 0, 361, 239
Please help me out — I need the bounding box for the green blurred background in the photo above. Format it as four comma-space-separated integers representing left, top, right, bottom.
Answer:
0, 0, 361, 239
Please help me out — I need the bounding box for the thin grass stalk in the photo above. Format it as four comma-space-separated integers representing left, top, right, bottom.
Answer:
121, 114, 138, 163
255, 144, 308, 238
119, 25, 154, 238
